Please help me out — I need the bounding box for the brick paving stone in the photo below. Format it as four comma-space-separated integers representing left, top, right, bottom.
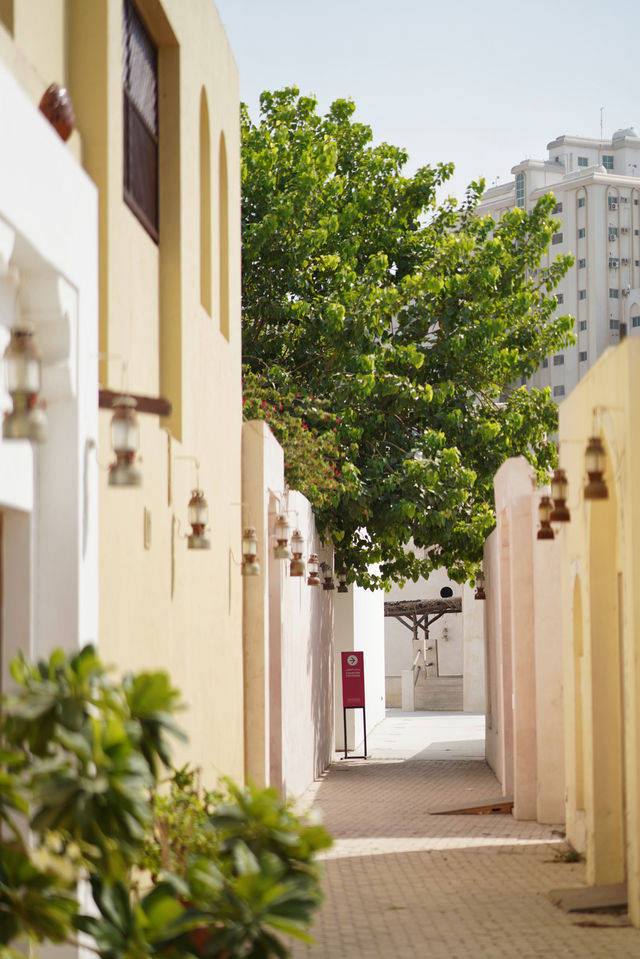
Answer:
288, 758, 640, 958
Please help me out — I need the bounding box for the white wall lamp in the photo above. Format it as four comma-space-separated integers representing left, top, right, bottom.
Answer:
273, 513, 292, 559
108, 395, 142, 486
242, 526, 260, 576
289, 529, 305, 577
3, 323, 47, 442
307, 553, 320, 586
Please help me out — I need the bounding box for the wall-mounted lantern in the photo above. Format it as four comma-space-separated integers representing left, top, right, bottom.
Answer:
187, 489, 211, 550
274, 513, 292, 559
474, 568, 486, 600
290, 529, 305, 577
321, 562, 335, 591
537, 495, 555, 540
3, 324, 47, 442
337, 570, 348, 593
108, 396, 142, 486
307, 553, 320, 586
242, 526, 260, 576
584, 436, 608, 500
550, 468, 570, 522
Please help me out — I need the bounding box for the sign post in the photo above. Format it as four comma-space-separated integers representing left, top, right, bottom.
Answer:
341, 651, 367, 759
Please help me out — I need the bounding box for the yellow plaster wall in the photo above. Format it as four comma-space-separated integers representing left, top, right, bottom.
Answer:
1, 0, 244, 784
559, 338, 640, 923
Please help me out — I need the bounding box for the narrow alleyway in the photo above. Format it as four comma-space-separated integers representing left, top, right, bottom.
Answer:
290, 710, 640, 959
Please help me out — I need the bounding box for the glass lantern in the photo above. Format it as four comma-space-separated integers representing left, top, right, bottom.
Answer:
549, 468, 570, 522
337, 570, 348, 593
290, 529, 305, 577
3, 325, 47, 442
584, 436, 608, 500
187, 489, 211, 550
242, 526, 260, 576
274, 513, 292, 559
307, 553, 320, 586
108, 396, 142, 487
537, 495, 555, 540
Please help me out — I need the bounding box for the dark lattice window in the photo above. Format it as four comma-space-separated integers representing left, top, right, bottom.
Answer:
123, 0, 158, 240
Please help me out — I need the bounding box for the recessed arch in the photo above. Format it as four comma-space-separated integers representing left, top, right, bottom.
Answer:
199, 87, 212, 315
586, 443, 625, 885
572, 573, 584, 812
219, 130, 229, 341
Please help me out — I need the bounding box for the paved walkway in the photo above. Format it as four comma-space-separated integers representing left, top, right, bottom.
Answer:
289, 711, 640, 958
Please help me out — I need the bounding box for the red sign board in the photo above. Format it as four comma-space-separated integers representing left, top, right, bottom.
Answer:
341, 651, 365, 708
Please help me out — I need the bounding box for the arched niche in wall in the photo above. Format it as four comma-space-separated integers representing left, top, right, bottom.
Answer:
572, 572, 585, 812
219, 130, 229, 341
199, 87, 212, 315
586, 443, 625, 886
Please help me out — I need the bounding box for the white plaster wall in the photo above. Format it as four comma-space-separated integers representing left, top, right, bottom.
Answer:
279, 490, 334, 798
243, 422, 335, 799
462, 583, 486, 713
334, 581, 385, 753
385, 566, 464, 678
0, 58, 98, 684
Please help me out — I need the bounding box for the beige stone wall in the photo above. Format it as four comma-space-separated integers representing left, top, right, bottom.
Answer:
559, 338, 640, 923
3, 0, 244, 783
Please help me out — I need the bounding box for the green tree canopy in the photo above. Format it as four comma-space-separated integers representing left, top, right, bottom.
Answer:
241, 88, 574, 588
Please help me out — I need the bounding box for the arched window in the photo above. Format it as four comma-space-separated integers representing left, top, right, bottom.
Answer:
219, 132, 229, 340
199, 88, 212, 314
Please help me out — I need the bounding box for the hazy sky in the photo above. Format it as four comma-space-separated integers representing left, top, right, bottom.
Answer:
215, 0, 640, 202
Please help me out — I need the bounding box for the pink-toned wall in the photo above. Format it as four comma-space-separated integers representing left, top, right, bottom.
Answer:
484, 456, 565, 823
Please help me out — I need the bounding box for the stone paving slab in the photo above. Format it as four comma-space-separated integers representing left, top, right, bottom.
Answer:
288, 758, 640, 958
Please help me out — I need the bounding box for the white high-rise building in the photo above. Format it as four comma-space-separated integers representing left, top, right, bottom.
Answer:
478, 128, 640, 400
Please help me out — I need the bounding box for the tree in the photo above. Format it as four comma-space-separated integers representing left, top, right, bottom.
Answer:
241, 88, 574, 588
0, 645, 330, 959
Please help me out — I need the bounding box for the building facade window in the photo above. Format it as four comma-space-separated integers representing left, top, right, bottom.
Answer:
579, 320, 587, 331
577, 197, 586, 207
609, 257, 619, 268
610, 318, 619, 329
553, 385, 565, 397
578, 290, 587, 300
553, 202, 563, 214
608, 195, 618, 209
632, 316, 640, 328
553, 354, 564, 366
609, 227, 618, 239
609, 288, 619, 298
551, 232, 563, 245
579, 351, 587, 362
515, 172, 525, 209
577, 157, 588, 167
542, 358, 549, 368
602, 155, 614, 170
578, 258, 586, 268
556, 293, 564, 304
122, 0, 159, 241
